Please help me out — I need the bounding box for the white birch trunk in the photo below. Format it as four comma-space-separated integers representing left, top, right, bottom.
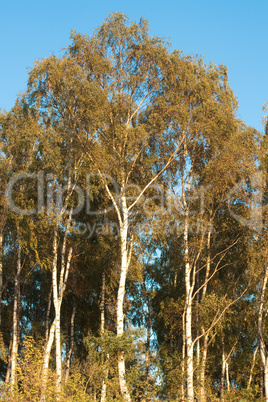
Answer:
261, 367, 264, 399
221, 348, 226, 401
54, 309, 61, 395
0, 233, 3, 327
10, 228, 22, 387
41, 319, 56, 400
265, 365, 268, 402
200, 228, 211, 401
247, 346, 258, 390
101, 272, 105, 334
202, 228, 211, 299
145, 299, 151, 387
101, 272, 108, 402
181, 138, 194, 401
200, 333, 208, 402
5, 340, 12, 384
185, 283, 194, 401
258, 265, 268, 402
181, 308, 186, 399
226, 362, 230, 391
41, 216, 73, 399
45, 285, 53, 341
196, 270, 200, 381
117, 195, 131, 402
64, 304, 76, 385
184, 215, 194, 401
51, 226, 62, 395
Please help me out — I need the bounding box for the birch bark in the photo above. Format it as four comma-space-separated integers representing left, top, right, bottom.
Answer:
64, 304, 76, 385
100, 272, 108, 402
221, 347, 226, 401
117, 194, 131, 401
181, 137, 194, 402
199, 227, 211, 401
258, 265, 268, 402
0, 233, 3, 327
247, 345, 258, 390
41, 216, 73, 399
9, 227, 22, 388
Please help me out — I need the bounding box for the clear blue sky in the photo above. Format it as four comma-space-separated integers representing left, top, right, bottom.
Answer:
1, 0, 267, 131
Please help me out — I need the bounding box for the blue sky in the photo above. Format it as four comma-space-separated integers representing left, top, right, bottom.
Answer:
1, 0, 267, 131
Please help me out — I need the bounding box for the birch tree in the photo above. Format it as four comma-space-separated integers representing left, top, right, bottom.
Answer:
0, 102, 42, 387
26, 13, 188, 400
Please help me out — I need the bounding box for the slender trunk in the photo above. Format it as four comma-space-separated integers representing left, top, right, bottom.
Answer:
226, 362, 230, 391
261, 367, 264, 400
51, 226, 61, 396
41, 319, 56, 400
185, 217, 194, 401
5, 340, 12, 384
196, 337, 200, 371
200, 228, 211, 401
0, 233, 3, 327
41, 219, 73, 400
145, 299, 151, 387
55, 214, 73, 396
181, 308, 186, 399
101, 272, 105, 334
101, 272, 108, 402
258, 265, 268, 402
117, 195, 131, 401
196, 269, 200, 383
185, 296, 194, 402
221, 347, 226, 401
54, 309, 61, 395
247, 345, 258, 389
202, 228, 211, 299
181, 137, 194, 402
45, 284, 53, 341
64, 304, 76, 385
265, 365, 268, 402
199, 333, 208, 402
10, 228, 22, 387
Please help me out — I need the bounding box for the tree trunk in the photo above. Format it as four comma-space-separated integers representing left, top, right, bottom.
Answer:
101, 272, 105, 334
101, 272, 108, 402
182, 171, 194, 400
221, 347, 226, 401
145, 299, 151, 388
0, 233, 3, 327
41, 217, 73, 400
200, 333, 208, 402
200, 228, 211, 401
54, 308, 61, 395
258, 265, 268, 402
5, 340, 12, 384
51, 226, 62, 396
117, 195, 131, 401
41, 319, 56, 400
247, 346, 258, 390
9, 228, 22, 387
45, 284, 53, 341
261, 367, 264, 400
180, 136, 195, 402
181, 308, 186, 399
265, 365, 268, 402
64, 304, 76, 385
226, 362, 230, 391
185, 217, 194, 402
